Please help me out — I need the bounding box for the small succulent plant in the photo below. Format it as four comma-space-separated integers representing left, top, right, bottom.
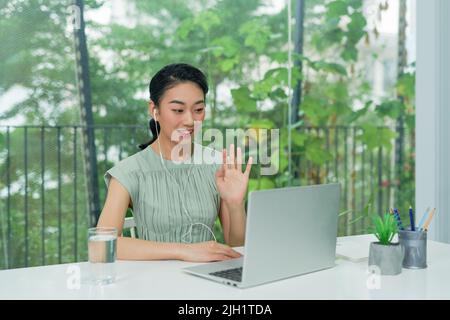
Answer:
371, 213, 398, 245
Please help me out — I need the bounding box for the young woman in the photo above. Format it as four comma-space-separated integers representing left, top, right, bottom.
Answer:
97, 63, 253, 262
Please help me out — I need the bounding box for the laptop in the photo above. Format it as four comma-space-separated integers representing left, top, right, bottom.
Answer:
182, 183, 341, 288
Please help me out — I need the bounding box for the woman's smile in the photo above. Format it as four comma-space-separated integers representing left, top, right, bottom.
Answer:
176, 128, 194, 139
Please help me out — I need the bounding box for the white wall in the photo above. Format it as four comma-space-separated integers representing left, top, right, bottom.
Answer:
416, 0, 450, 243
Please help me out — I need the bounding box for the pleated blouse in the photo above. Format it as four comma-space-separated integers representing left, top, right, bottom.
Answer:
104, 144, 222, 243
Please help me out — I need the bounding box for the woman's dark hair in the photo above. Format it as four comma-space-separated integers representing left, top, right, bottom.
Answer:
138, 63, 209, 150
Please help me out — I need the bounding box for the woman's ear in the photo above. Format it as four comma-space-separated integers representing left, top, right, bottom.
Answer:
149, 100, 156, 119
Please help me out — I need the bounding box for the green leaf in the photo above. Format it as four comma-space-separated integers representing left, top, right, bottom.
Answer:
269, 51, 288, 63
397, 73, 415, 98
264, 67, 288, 84
344, 105, 368, 123
302, 96, 329, 126
358, 124, 397, 151
231, 87, 257, 113
195, 11, 221, 32
211, 36, 240, 58
239, 20, 271, 54
311, 61, 347, 76
342, 101, 371, 123
291, 131, 308, 147
325, 82, 349, 103
219, 57, 239, 72
176, 19, 195, 40
248, 179, 259, 193
268, 88, 287, 100
305, 138, 333, 165
405, 114, 415, 129
371, 212, 398, 245
375, 100, 403, 119
326, 0, 348, 18
346, 0, 363, 9
347, 12, 366, 43
249, 119, 275, 129
249, 177, 275, 192
341, 44, 358, 62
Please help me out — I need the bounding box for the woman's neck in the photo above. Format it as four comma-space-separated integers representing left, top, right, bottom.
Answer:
151, 136, 194, 162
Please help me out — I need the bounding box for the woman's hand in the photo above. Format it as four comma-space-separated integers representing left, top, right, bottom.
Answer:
215, 144, 253, 206
180, 241, 242, 262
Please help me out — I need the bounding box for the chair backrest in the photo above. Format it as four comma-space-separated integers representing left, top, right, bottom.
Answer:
122, 216, 137, 238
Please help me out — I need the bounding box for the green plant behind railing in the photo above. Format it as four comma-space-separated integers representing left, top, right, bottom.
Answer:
0, 0, 416, 268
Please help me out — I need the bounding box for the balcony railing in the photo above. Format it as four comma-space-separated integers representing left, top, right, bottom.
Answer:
0, 124, 415, 270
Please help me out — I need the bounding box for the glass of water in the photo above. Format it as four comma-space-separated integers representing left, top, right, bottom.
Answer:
88, 227, 117, 285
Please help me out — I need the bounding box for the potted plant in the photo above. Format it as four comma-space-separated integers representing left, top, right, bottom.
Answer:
368, 213, 404, 275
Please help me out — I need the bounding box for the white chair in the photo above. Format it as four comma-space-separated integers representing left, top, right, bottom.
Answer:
122, 216, 137, 238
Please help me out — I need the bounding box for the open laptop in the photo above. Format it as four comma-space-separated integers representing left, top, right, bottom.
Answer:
182, 183, 341, 288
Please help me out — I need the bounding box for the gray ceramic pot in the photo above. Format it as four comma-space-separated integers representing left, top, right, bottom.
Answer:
368, 242, 404, 275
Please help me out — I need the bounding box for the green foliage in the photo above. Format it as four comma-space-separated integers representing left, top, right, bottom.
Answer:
239, 20, 272, 54
213, 217, 225, 244
370, 213, 398, 246
375, 100, 404, 119
231, 87, 257, 113
358, 124, 397, 151
0, 0, 416, 268
249, 177, 276, 193
312, 0, 366, 62
304, 137, 333, 165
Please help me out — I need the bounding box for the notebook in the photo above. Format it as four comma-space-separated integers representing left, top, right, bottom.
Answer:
336, 237, 371, 262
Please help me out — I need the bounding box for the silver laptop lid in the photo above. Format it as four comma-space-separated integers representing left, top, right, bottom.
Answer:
241, 183, 340, 287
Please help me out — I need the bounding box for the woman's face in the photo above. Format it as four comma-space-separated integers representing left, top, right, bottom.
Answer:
149, 81, 206, 144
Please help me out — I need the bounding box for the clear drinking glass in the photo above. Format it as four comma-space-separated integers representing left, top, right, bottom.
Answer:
88, 227, 117, 285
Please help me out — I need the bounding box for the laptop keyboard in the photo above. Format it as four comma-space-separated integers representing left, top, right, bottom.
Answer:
209, 267, 242, 282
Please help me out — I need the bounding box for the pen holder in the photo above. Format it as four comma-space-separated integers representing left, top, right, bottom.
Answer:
398, 229, 427, 269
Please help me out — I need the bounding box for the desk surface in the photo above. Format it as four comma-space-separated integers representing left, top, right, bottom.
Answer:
1, 235, 450, 300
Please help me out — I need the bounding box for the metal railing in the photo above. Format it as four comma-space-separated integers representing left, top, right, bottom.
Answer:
0, 124, 415, 270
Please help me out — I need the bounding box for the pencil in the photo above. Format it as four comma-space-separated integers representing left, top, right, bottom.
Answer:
409, 206, 415, 231
417, 207, 430, 230
423, 208, 436, 231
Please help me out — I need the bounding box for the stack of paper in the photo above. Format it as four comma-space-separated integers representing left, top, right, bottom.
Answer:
336, 239, 370, 262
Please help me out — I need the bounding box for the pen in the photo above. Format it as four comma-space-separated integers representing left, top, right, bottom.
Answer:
409, 206, 415, 231
423, 208, 437, 231
394, 208, 405, 230
417, 207, 430, 230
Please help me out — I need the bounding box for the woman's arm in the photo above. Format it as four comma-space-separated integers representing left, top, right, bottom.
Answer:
97, 177, 241, 261
219, 200, 246, 247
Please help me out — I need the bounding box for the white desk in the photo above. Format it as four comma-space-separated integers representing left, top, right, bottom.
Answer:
1, 235, 449, 300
